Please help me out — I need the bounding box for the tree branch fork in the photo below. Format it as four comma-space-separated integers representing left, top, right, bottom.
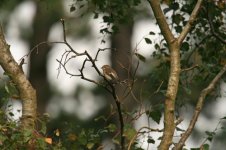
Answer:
146, 0, 226, 150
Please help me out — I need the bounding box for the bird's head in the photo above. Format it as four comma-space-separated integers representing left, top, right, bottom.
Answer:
101, 65, 110, 70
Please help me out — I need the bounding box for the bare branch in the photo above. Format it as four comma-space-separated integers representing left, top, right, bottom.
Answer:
174, 64, 226, 150
57, 50, 71, 78
56, 59, 81, 77
181, 64, 199, 72
154, 80, 164, 94
94, 48, 116, 61
120, 61, 139, 101
60, 19, 80, 55
178, 0, 203, 45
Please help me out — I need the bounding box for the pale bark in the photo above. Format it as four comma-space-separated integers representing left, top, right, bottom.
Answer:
0, 27, 37, 128
147, 0, 204, 149
148, 1, 179, 149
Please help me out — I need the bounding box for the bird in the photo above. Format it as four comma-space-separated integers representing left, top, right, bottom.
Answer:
101, 65, 119, 84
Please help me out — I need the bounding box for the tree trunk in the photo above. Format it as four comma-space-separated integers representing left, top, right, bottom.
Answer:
111, 23, 135, 107
0, 27, 37, 128
29, 1, 62, 114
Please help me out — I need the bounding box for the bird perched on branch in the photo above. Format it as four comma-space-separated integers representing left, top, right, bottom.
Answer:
101, 65, 119, 84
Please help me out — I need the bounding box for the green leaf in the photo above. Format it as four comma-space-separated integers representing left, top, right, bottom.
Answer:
112, 137, 120, 145
205, 131, 215, 142
36, 138, 47, 149
149, 109, 162, 124
8, 112, 14, 117
124, 127, 136, 141
149, 31, 155, 35
135, 53, 146, 62
40, 120, 47, 134
154, 43, 160, 50
133, 0, 141, 5
184, 86, 191, 95
79, 4, 84, 9
191, 144, 210, 150
176, 127, 185, 132
181, 42, 190, 51
107, 124, 117, 132
221, 116, 226, 120
175, 25, 182, 33
163, 7, 171, 14
87, 142, 95, 149
202, 144, 210, 150
94, 115, 106, 122
100, 28, 111, 34
190, 148, 200, 150
173, 14, 183, 25
0, 135, 7, 143
23, 129, 33, 142
4, 82, 19, 96
170, 2, 179, 11
147, 137, 155, 144
94, 12, 99, 19
103, 15, 113, 23
78, 129, 87, 145
144, 38, 152, 44
205, 131, 215, 136
70, 6, 76, 12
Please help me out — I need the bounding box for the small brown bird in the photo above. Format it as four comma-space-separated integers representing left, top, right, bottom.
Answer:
101, 65, 119, 83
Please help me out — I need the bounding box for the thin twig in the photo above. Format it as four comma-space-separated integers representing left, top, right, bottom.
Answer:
154, 80, 164, 94
181, 64, 199, 72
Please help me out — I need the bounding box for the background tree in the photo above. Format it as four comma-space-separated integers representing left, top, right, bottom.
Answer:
29, 0, 63, 113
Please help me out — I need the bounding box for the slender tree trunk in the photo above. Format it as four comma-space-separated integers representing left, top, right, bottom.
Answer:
147, 0, 203, 149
